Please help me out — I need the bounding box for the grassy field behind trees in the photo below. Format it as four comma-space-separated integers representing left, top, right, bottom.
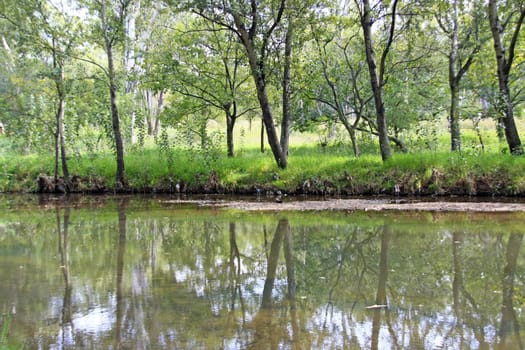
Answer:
1, 0, 525, 196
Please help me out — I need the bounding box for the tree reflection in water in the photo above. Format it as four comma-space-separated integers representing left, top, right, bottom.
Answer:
1, 199, 525, 349
114, 199, 127, 349
250, 218, 300, 349
227, 221, 246, 327
57, 206, 72, 347
371, 225, 391, 350
499, 233, 523, 349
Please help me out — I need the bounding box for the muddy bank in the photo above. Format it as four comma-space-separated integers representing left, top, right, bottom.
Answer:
164, 198, 525, 212
5, 191, 525, 212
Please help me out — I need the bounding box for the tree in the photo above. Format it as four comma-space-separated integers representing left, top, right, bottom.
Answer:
81, 0, 134, 187
152, 18, 256, 157
136, 2, 166, 139
499, 233, 523, 347
181, 0, 293, 168
38, 1, 80, 191
280, 11, 295, 160
124, 0, 167, 143
0, 8, 41, 150
488, 0, 525, 155
435, 0, 484, 151
123, 0, 140, 145
383, 16, 447, 149
0, 0, 83, 191
356, 0, 400, 161
302, 5, 429, 156
310, 23, 368, 156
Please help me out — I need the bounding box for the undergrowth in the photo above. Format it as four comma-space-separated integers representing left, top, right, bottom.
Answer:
2, 141, 525, 196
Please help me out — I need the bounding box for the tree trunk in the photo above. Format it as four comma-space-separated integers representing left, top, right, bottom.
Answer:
260, 118, 265, 153
148, 89, 163, 137
280, 18, 293, 159
153, 116, 161, 137
376, 225, 391, 306
449, 84, 461, 151
146, 89, 154, 135
233, 14, 287, 168
488, 0, 524, 155
130, 110, 137, 144
106, 39, 127, 187
58, 207, 72, 325
115, 201, 127, 348
498, 84, 522, 155
340, 117, 360, 157
499, 233, 523, 347
54, 128, 59, 186
58, 96, 69, 186
371, 225, 391, 350
361, 0, 392, 161
350, 128, 359, 157
448, 7, 461, 152
155, 90, 164, 136
452, 232, 464, 319
254, 63, 287, 168
226, 110, 235, 157
52, 37, 69, 191
229, 222, 240, 276
281, 219, 295, 302
261, 219, 286, 309
448, 0, 461, 152
124, 2, 138, 145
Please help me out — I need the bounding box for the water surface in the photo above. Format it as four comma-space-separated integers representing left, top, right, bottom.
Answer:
0, 195, 524, 349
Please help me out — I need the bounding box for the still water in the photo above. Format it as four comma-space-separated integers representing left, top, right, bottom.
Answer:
0, 195, 524, 349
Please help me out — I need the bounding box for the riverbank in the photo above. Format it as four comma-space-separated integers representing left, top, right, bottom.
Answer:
218, 198, 525, 212
4, 193, 525, 214
2, 147, 525, 197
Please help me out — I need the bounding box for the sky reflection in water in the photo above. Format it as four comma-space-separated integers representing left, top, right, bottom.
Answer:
0, 196, 523, 349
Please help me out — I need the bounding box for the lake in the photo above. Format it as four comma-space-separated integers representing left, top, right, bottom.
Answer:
0, 195, 524, 349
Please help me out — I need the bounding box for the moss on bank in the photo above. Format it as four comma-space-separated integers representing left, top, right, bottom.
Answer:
2, 147, 525, 197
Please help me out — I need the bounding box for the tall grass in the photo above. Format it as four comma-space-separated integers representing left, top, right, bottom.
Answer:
0, 312, 17, 350
2, 122, 525, 195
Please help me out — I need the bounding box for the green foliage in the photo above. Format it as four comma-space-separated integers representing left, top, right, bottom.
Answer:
0, 312, 18, 350
409, 120, 441, 152
1, 0, 525, 193
3, 129, 525, 196
156, 126, 175, 174
0, 313, 9, 343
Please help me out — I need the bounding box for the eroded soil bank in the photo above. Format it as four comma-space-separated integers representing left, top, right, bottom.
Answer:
33, 165, 525, 198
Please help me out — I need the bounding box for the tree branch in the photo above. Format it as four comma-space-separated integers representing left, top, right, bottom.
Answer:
379, 0, 400, 86
507, 7, 525, 73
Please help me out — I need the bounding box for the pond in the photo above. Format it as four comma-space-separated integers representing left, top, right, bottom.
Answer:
0, 195, 524, 349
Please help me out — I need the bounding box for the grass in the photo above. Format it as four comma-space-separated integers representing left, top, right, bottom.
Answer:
0, 313, 18, 350
2, 143, 525, 196
2, 121, 525, 196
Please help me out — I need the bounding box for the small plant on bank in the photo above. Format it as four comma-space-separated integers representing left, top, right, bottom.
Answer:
0, 312, 19, 350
